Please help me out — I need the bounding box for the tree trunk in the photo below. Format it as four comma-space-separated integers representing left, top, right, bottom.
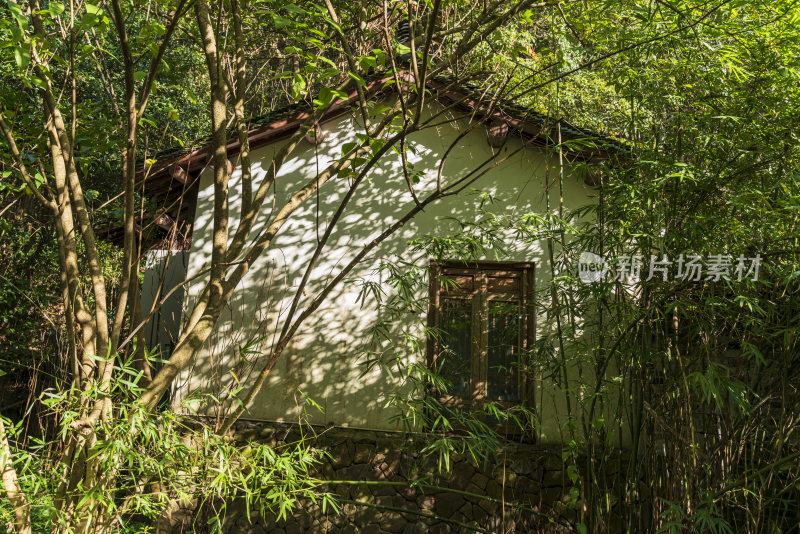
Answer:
0, 417, 31, 534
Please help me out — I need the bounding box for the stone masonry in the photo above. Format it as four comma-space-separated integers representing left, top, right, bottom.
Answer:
200, 421, 620, 534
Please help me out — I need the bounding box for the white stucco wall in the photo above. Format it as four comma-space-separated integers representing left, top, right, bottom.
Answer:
174, 101, 612, 443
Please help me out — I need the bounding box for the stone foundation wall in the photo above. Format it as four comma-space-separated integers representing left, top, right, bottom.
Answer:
205, 421, 625, 533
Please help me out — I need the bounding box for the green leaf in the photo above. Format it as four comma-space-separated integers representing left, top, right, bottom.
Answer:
13, 45, 30, 68
347, 72, 366, 87
370, 104, 392, 118
358, 55, 377, 72
284, 3, 305, 14
291, 72, 305, 101
49, 2, 65, 16
81, 12, 98, 28
313, 86, 333, 107
372, 48, 386, 67
10, 26, 23, 43
272, 15, 292, 29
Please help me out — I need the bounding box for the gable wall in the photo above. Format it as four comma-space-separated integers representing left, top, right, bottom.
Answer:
174, 101, 617, 444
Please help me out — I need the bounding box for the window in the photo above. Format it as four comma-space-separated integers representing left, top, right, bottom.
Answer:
426, 261, 535, 408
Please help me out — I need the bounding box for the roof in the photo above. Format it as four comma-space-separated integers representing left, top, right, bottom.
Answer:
139, 74, 626, 186
150, 76, 626, 163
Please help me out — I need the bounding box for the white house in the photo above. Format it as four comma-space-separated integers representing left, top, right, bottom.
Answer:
138, 78, 623, 444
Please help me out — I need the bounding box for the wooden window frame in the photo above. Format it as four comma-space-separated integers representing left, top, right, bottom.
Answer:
426, 260, 536, 412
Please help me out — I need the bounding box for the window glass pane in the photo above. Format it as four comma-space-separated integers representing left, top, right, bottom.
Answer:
439, 297, 472, 397
487, 301, 521, 401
